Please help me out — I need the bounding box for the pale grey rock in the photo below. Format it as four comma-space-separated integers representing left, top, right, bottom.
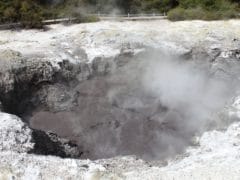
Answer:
0, 50, 55, 112
92, 57, 113, 75
33, 84, 78, 112
1, 122, 240, 179
0, 112, 33, 153
0, 151, 107, 180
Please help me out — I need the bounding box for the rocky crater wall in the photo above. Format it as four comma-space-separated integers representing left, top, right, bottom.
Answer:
0, 44, 239, 161
0, 20, 240, 179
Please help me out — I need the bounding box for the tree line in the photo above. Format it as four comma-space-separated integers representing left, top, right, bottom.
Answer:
0, 0, 239, 28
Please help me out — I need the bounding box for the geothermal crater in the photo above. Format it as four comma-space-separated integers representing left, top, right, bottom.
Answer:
28, 51, 191, 161
2, 48, 233, 161
1, 20, 240, 179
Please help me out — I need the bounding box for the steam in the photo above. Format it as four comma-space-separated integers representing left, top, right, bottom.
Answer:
103, 51, 233, 160
30, 50, 235, 161
142, 54, 231, 131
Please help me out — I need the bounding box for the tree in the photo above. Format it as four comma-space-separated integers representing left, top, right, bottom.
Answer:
20, 0, 43, 28
3, 7, 17, 22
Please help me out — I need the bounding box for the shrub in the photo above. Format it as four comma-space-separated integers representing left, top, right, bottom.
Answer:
168, 7, 187, 21
20, 1, 43, 28
168, 0, 239, 21
68, 11, 100, 23
21, 12, 43, 29
3, 7, 17, 22
184, 7, 206, 20
81, 15, 100, 23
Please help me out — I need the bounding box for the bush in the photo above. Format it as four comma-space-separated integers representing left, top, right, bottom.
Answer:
221, 9, 239, 19
21, 12, 43, 29
0, 0, 239, 26
68, 11, 100, 23
20, 1, 43, 28
3, 7, 17, 22
81, 15, 100, 23
168, 0, 239, 21
168, 7, 187, 21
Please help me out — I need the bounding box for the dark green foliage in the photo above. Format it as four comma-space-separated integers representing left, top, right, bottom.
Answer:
19, 0, 43, 28
168, 0, 239, 21
0, 0, 239, 27
87, 0, 178, 13
0, 0, 43, 28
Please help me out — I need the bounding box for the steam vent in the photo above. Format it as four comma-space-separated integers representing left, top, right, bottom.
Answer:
1, 12, 240, 179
